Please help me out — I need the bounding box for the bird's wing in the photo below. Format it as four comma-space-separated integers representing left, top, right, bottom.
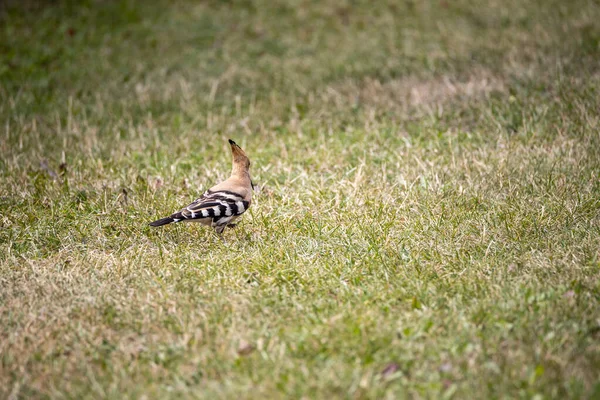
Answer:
177, 189, 250, 221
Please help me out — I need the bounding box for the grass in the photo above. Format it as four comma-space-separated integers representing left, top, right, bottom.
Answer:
1, 0, 600, 398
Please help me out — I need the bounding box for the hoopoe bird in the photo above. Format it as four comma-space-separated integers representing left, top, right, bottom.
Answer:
149, 139, 253, 235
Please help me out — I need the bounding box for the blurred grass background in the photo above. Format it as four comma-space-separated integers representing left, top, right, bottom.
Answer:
1, 0, 600, 398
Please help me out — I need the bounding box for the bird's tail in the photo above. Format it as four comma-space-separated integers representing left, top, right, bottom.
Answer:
149, 217, 175, 227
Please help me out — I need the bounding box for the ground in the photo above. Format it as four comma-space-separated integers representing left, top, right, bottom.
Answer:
1, 0, 599, 398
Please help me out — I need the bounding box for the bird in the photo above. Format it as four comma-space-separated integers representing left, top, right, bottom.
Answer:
149, 139, 253, 236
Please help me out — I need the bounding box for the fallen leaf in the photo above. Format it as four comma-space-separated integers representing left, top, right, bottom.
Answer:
237, 340, 255, 356
381, 362, 400, 378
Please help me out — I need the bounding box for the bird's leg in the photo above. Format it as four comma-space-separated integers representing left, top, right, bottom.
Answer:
214, 224, 226, 241
226, 223, 238, 229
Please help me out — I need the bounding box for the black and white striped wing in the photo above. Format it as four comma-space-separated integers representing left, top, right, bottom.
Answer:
177, 190, 249, 226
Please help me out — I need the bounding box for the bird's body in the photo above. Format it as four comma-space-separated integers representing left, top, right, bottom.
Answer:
149, 139, 253, 235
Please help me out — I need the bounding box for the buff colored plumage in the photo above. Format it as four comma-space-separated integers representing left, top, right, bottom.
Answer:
149, 139, 253, 235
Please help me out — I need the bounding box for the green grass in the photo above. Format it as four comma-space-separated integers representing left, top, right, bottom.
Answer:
1, 0, 600, 398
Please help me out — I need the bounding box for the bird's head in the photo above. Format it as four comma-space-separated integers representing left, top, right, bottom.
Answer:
229, 139, 251, 177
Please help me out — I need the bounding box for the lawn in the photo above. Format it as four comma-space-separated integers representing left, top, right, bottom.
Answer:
1, 0, 599, 398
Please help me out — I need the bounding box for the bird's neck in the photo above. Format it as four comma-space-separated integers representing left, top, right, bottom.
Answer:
231, 164, 251, 183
